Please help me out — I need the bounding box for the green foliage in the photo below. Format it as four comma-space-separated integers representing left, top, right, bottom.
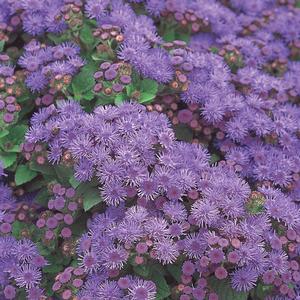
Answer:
150, 266, 171, 300
54, 165, 74, 185
210, 154, 220, 164
0, 125, 27, 152
12, 220, 27, 239
71, 63, 97, 100
82, 187, 103, 211
80, 22, 96, 48
48, 32, 70, 45
174, 124, 193, 142
29, 160, 56, 176
251, 283, 274, 299
167, 264, 182, 283
35, 189, 50, 207
0, 152, 17, 168
208, 277, 249, 300
69, 175, 81, 188
15, 164, 38, 186
0, 40, 5, 52
115, 78, 159, 105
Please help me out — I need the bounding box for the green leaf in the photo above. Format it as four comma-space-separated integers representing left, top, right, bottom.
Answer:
141, 79, 158, 94
175, 32, 190, 43
210, 47, 219, 54
71, 64, 97, 99
0, 152, 17, 168
251, 283, 273, 300
82, 91, 95, 101
15, 164, 38, 186
83, 188, 103, 211
48, 32, 69, 44
126, 84, 135, 96
44, 264, 63, 274
0, 129, 9, 138
69, 175, 81, 188
150, 271, 171, 300
0, 125, 27, 152
139, 92, 156, 103
0, 40, 5, 52
174, 124, 193, 142
115, 93, 127, 105
29, 160, 56, 176
167, 264, 181, 283
208, 278, 249, 300
35, 189, 50, 207
12, 221, 26, 239
54, 165, 74, 184
210, 154, 220, 164
80, 23, 95, 45
133, 265, 151, 278
163, 30, 175, 42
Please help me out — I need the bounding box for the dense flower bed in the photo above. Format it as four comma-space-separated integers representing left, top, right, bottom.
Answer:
0, 0, 300, 299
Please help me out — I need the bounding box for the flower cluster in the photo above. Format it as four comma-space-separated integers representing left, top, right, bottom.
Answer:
0, 55, 23, 128
0, 0, 299, 299
93, 61, 133, 96
19, 40, 84, 93
0, 236, 46, 299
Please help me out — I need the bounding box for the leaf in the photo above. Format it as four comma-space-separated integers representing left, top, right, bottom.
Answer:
174, 124, 193, 142
150, 271, 171, 300
115, 93, 127, 105
163, 30, 175, 42
208, 278, 249, 300
54, 165, 74, 184
210, 154, 220, 164
139, 92, 156, 103
15, 164, 38, 186
44, 264, 63, 274
48, 32, 69, 44
126, 84, 135, 96
69, 175, 81, 188
71, 64, 97, 99
80, 23, 95, 45
141, 79, 158, 94
0, 125, 27, 152
35, 189, 50, 207
12, 221, 26, 238
251, 283, 273, 300
0, 129, 9, 138
167, 264, 181, 283
83, 188, 103, 211
82, 91, 94, 101
29, 160, 56, 176
0, 152, 17, 168
175, 32, 190, 43
0, 40, 5, 52
133, 265, 151, 278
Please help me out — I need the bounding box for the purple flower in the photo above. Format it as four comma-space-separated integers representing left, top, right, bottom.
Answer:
23, 13, 45, 36
101, 182, 127, 206
85, 0, 109, 20
191, 200, 219, 227
231, 267, 258, 292
14, 264, 42, 289
102, 245, 129, 269
79, 251, 101, 273
128, 279, 156, 300
12, 239, 38, 262
98, 280, 124, 299
27, 287, 44, 300
153, 239, 179, 264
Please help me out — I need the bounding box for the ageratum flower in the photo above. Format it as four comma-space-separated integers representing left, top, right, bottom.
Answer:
19, 42, 84, 93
